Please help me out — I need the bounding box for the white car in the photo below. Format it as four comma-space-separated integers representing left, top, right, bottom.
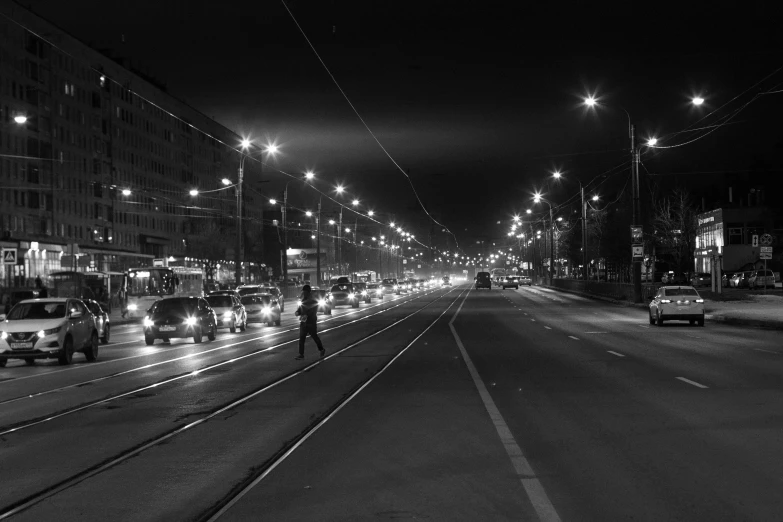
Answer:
0, 298, 100, 366
649, 286, 705, 326
205, 294, 247, 333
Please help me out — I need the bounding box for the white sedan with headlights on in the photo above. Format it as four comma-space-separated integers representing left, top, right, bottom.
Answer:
649, 286, 705, 326
0, 298, 99, 366
240, 293, 281, 327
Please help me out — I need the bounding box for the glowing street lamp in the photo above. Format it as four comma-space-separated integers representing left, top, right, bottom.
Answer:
305, 171, 315, 181
647, 137, 658, 146
121, 189, 131, 196
221, 178, 231, 186
368, 210, 375, 216
269, 199, 277, 205
352, 199, 359, 206
692, 96, 705, 106
14, 115, 27, 124
592, 195, 599, 201
189, 189, 199, 196
306, 211, 313, 217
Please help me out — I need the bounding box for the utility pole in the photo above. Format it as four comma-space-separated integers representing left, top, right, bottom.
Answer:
282, 186, 288, 283
316, 197, 321, 287
235, 158, 244, 287
549, 206, 554, 284
338, 207, 343, 274
581, 184, 587, 281
631, 124, 642, 302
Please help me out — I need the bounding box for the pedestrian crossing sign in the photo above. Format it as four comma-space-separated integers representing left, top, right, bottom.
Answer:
2, 248, 17, 265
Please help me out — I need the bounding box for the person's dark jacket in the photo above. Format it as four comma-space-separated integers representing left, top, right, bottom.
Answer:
295, 293, 319, 325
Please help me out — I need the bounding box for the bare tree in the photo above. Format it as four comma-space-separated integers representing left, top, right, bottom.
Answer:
651, 188, 699, 276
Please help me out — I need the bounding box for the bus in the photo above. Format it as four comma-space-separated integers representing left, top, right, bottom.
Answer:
122, 266, 203, 318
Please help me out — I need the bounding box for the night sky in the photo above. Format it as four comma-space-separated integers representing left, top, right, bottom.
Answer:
26, 1, 783, 253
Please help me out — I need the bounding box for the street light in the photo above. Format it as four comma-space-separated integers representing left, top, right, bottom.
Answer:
269, 199, 276, 205
13, 115, 27, 124
221, 178, 231, 186
533, 193, 554, 285
189, 189, 199, 196
352, 199, 359, 206
121, 189, 131, 196
692, 96, 705, 106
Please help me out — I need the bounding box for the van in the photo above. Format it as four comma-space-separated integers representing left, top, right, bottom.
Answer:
475, 272, 492, 290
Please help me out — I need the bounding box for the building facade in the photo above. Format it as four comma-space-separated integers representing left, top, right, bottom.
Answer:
0, 2, 264, 289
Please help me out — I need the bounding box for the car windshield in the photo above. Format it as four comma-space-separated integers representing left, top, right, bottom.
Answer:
664, 288, 699, 297
150, 299, 194, 314
331, 285, 352, 292
241, 295, 271, 306
7, 301, 67, 320
237, 287, 261, 296
368, 284, 379, 289
206, 296, 233, 308
382, 279, 396, 285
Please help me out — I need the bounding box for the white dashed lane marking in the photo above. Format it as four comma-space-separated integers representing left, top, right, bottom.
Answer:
607, 351, 625, 357
676, 377, 709, 389
568, 336, 579, 340
544, 326, 552, 330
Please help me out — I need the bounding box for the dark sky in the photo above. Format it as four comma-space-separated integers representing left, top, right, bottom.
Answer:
26, 0, 783, 253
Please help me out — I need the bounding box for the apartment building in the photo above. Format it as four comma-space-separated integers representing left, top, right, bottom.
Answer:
0, 2, 264, 287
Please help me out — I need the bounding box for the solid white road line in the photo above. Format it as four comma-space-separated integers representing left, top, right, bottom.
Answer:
754, 348, 779, 354
544, 326, 552, 330
449, 290, 561, 522
584, 332, 608, 334
568, 336, 579, 340
637, 325, 650, 329
676, 376, 709, 389
607, 351, 625, 357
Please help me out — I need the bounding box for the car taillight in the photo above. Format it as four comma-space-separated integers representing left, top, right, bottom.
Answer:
695, 299, 704, 303
660, 299, 671, 303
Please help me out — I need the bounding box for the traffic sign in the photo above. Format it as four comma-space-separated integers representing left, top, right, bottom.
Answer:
632, 245, 643, 258
2, 248, 17, 265
752, 235, 759, 247
760, 233, 773, 245
760, 252, 772, 260
760, 246, 772, 253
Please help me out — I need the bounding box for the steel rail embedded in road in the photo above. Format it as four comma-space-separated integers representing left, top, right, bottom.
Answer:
0, 287, 448, 435
0, 291, 434, 404
0, 286, 465, 521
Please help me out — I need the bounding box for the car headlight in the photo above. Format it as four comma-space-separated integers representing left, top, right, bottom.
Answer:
393, 285, 398, 290
361, 291, 367, 296
143, 317, 154, 327
262, 306, 270, 314
36, 329, 46, 338
128, 304, 138, 311
348, 293, 355, 299
297, 299, 302, 307
222, 311, 233, 318
0, 331, 6, 340
185, 317, 197, 326
318, 299, 326, 305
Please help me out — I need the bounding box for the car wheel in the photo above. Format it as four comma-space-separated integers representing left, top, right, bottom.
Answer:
698, 316, 705, 327
267, 320, 274, 327
352, 302, 359, 308
229, 320, 236, 334
101, 324, 110, 344
0, 358, 6, 367
327, 308, 332, 315
25, 358, 35, 366
275, 318, 281, 326
649, 311, 655, 325
84, 332, 99, 362
656, 311, 664, 327
239, 319, 247, 332
145, 334, 155, 346
58, 336, 74, 365
207, 324, 216, 341
689, 319, 696, 326
193, 327, 203, 344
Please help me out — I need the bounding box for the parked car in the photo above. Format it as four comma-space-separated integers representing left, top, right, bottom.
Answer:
690, 272, 711, 287
143, 297, 217, 345
83, 299, 111, 344
649, 286, 705, 326
206, 294, 247, 333
730, 272, 751, 288
241, 293, 281, 326
0, 298, 99, 366
748, 269, 776, 289
329, 284, 360, 308
661, 272, 687, 284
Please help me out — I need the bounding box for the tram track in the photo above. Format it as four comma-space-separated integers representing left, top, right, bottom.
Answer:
0, 285, 465, 520
0, 288, 437, 404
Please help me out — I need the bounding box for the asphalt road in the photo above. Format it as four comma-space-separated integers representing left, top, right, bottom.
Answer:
1, 284, 782, 521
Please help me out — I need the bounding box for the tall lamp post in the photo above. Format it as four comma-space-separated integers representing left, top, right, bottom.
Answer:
533, 194, 554, 284
235, 139, 251, 287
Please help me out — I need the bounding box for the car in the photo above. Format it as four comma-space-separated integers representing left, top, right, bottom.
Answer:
475, 272, 491, 290
721, 271, 737, 288
143, 297, 217, 345
258, 286, 285, 312
206, 294, 247, 333
442, 276, 452, 287
329, 284, 360, 308
730, 272, 750, 288
649, 286, 704, 326
366, 283, 384, 301
241, 293, 282, 326
0, 298, 100, 366
690, 272, 711, 287
83, 299, 111, 344
519, 275, 532, 286
311, 289, 332, 315
748, 269, 776, 289
353, 282, 372, 303
380, 278, 399, 295
502, 276, 520, 289
336, 276, 351, 285
236, 285, 265, 297
661, 272, 688, 285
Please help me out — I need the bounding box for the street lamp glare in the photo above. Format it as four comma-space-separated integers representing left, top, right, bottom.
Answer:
304, 171, 315, 180
13, 115, 27, 124
553, 171, 561, 179
189, 189, 199, 196
335, 185, 344, 194
647, 137, 658, 146
306, 211, 313, 217
352, 199, 359, 206
584, 96, 597, 107
533, 193, 542, 203
692, 96, 705, 106
240, 138, 251, 149
592, 195, 599, 201
368, 210, 374, 216
329, 219, 336, 225
269, 199, 276, 205
221, 178, 231, 186
265, 144, 279, 154
526, 209, 532, 214
121, 189, 131, 196
345, 228, 351, 233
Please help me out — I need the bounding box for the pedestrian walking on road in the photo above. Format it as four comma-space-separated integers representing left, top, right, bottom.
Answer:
294, 284, 325, 360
